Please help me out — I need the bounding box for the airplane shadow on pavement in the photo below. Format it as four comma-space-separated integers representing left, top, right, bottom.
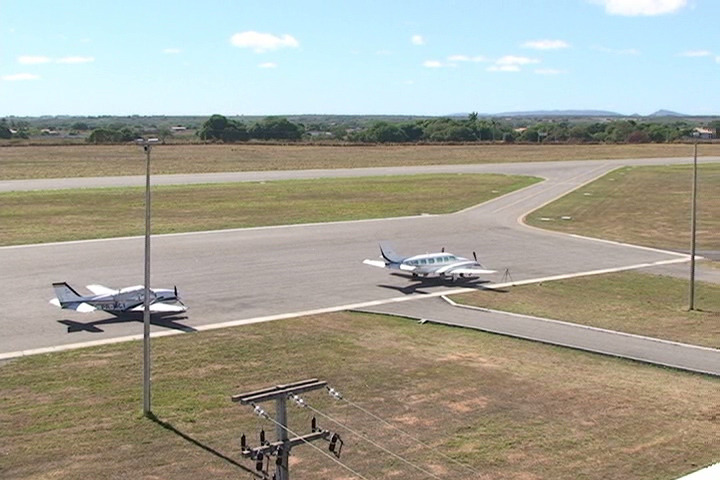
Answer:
58, 314, 196, 334
378, 273, 507, 295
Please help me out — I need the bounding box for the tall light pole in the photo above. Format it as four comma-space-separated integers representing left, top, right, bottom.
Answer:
137, 137, 159, 416
688, 140, 698, 311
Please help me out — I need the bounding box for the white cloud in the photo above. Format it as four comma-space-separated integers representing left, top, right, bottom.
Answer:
163, 48, 182, 55
447, 54, 487, 62
535, 68, 565, 75
2, 73, 40, 81
486, 55, 539, 73
230, 31, 299, 53
594, 46, 641, 55
411, 35, 425, 46
18, 55, 51, 65
423, 60, 443, 68
56, 56, 94, 64
678, 50, 712, 57
496, 55, 540, 66
522, 39, 569, 50
716, 56, 720, 64
487, 65, 520, 72
592, 0, 688, 16
258, 62, 277, 68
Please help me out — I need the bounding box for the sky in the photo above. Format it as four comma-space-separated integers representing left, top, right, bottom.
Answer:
1, 0, 718, 117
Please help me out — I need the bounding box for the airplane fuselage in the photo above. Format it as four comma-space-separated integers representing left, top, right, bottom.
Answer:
400, 253, 476, 276
51, 283, 185, 315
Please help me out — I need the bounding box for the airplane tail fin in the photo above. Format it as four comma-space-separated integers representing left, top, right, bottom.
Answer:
379, 242, 404, 264
52, 282, 83, 306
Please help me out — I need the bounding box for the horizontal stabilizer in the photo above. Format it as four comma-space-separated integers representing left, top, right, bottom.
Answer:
75, 302, 98, 313
363, 259, 387, 269
49, 298, 97, 312
86, 284, 118, 296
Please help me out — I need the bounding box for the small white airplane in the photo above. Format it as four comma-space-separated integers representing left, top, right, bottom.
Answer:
50, 282, 187, 316
363, 243, 496, 280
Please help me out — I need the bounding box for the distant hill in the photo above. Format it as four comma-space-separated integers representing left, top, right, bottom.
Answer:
648, 109, 688, 117
491, 109, 623, 117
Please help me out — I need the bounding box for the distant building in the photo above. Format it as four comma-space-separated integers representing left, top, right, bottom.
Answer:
693, 127, 716, 139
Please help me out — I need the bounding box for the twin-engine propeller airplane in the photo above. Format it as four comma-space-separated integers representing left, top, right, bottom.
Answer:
363, 242, 496, 280
50, 282, 187, 316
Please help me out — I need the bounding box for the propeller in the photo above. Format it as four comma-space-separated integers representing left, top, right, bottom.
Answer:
473, 251, 478, 262
174, 286, 179, 299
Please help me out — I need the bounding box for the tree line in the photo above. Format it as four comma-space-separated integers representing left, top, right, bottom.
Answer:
194, 113, 716, 144
2, 114, 717, 144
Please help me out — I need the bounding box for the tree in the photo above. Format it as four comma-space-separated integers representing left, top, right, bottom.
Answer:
249, 117, 303, 141
361, 121, 407, 143
87, 128, 119, 143
199, 114, 249, 142
398, 122, 424, 142
0, 119, 11, 139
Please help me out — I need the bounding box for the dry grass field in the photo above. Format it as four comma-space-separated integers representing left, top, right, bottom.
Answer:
455, 271, 720, 348
525, 163, 720, 252
2, 143, 720, 180
1, 312, 718, 480
0, 174, 538, 246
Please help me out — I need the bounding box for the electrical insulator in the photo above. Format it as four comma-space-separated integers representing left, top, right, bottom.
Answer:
327, 387, 343, 400
260, 429, 266, 444
328, 433, 339, 453
255, 452, 264, 471
276, 448, 283, 465
240, 434, 246, 450
311, 416, 317, 432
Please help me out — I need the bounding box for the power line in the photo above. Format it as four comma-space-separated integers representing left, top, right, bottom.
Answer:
328, 387, 483, 478
292, 394, 445, 480
257, 404, 374, 480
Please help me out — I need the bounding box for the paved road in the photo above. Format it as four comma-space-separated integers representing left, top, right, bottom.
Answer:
357, 297, 720, 376
1, 157, 718, 359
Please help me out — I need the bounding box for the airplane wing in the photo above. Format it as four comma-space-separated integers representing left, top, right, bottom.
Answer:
447, 267, 496, 276
128, 302, 187, 313
362, 259, 416, 271
86, 284, 118, 296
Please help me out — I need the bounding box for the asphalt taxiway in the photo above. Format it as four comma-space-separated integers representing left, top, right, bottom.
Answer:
1, 157, 718, 364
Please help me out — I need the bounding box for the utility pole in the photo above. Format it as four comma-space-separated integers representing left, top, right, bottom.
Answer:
689, 141, 698, 311
232, 379, 337, 480
137, 137, 159, 416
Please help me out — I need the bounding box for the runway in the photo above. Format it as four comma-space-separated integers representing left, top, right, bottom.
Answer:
2, 157, 718, 360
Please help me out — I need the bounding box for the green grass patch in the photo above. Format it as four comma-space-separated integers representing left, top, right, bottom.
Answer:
526, 163, 720, 252
0, 174, 539, 246
2, 143, 719, 180
1, 312, 718, 479
454, 271, 720, 348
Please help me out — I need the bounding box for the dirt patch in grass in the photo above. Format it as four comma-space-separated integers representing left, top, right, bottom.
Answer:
1, 312, 718, 479
2, 143, 719, 180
